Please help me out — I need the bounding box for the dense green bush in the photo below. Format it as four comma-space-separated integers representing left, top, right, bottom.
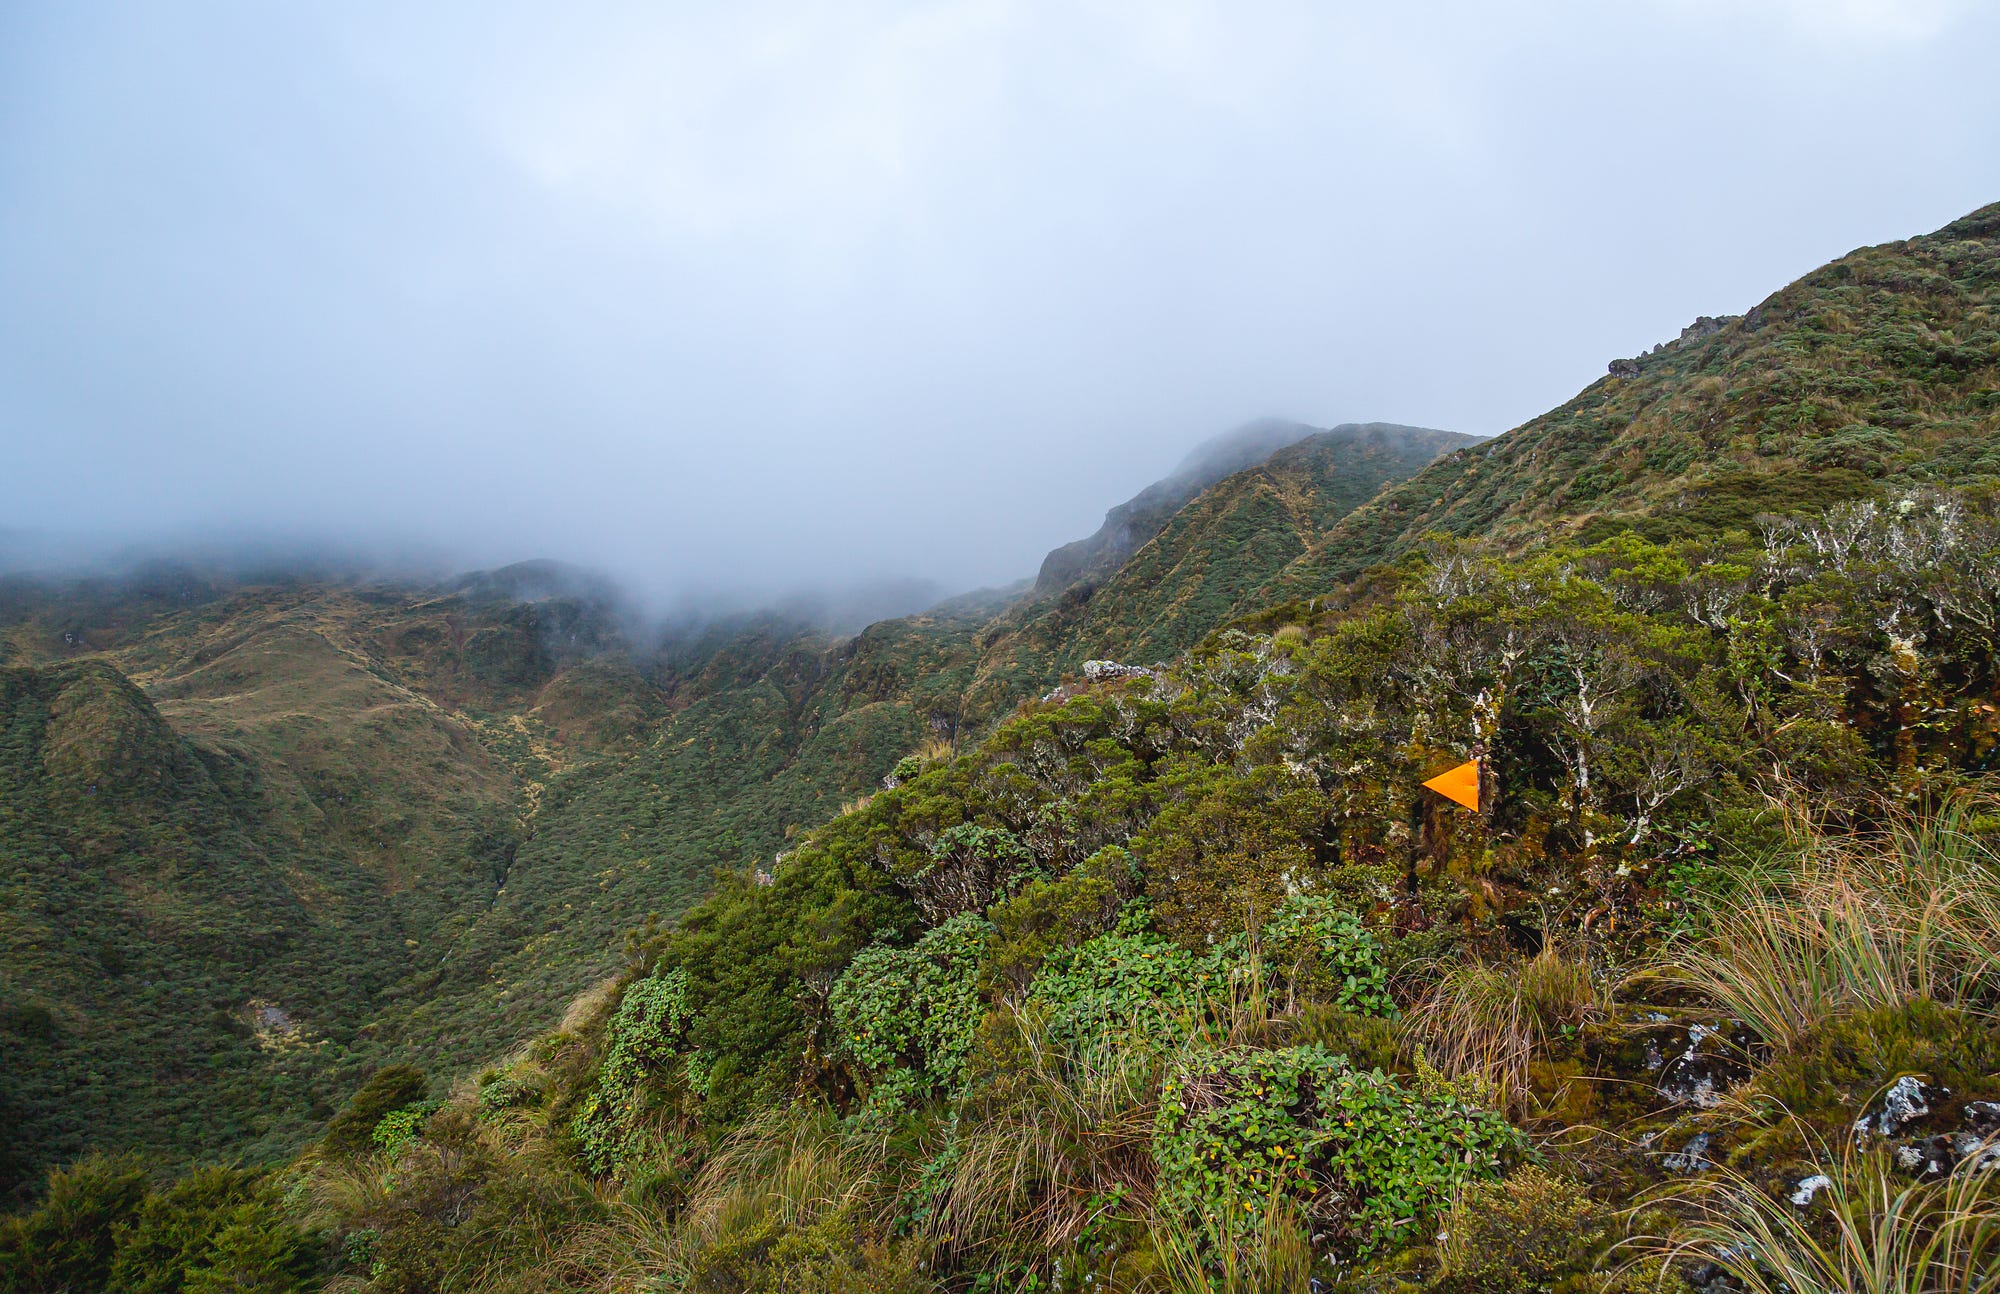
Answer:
321, 1066, 428, 1158
0, 1155, 147, 1294
1259, 894, 1398, 1018
1154, 1046, 1521, 1260
830, 914, 993, 1114
0, 1159, 316, 1294
571, 968, 695, 1173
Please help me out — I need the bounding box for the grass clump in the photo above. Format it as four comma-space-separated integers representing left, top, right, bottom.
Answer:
1629, 1138, 2000, 1294
1407, 947, 1600, 1113
1668, 814, 2000, 1052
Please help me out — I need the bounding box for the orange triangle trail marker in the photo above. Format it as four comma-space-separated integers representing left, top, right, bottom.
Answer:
1422, 759, 1480, 811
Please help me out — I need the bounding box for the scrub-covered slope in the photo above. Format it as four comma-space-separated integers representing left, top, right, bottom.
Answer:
0, 418, 1462, 1190
1270, 200, 2000, 592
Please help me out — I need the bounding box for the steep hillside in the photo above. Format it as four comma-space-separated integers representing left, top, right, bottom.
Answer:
1268, 201, 2000, 592
961, 423, 1471, 713
146, 200, 2000, 1294
0, 417, 1459, 1188
0, 660, 411, 1180
1033, 417, 1323, 595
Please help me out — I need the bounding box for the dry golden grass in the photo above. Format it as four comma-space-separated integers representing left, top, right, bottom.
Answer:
1666, 804, 2000, 1052
1623, 1128, 2000, 1294
1404, 945, 1601, 1113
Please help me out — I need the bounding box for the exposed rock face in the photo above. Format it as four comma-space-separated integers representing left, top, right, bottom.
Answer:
1654, 1021, 1751, 1109
1847, 1082, 2000, 1177
1663, 1132, 1713, 1173
1855, 1074, 1936, 1142
1608, 357, 1642, 379
1681, 315, 1731, 342
1081, 660, 1153, 683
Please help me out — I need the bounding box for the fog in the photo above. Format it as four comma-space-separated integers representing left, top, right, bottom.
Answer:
4, 1, 1998, 604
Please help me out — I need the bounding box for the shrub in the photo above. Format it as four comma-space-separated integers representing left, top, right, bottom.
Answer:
1023, 928, 1226, 1051
1259, 895, 1397, 1018
0, 1155, 148, 1294
1153, 1045, 1521, 1262
572, 968, 697, 1174
1434, 1166, 1608, 1293
908, 824, 1038, 922
109, 1165, 263, 1294
371, 1101, 442, 1160
830, 914, 993, 1114
321, 1066, 428, 1158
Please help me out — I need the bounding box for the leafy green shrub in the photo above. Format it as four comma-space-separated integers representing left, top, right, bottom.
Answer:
1260, 895, 1397, 1018
830, 913, 992, 1113
371, 1101, 442, 1160
983, 846, 1132, 990
474, 1070, 543, 1118
1153, 1045, 1520, 1261
571, 968, 695, 1174
1023, 927, 1225, 1051
321, 1066, 428, 1158
0, 1158, 318, 1294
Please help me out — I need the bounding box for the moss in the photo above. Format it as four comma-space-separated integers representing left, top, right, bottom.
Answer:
1734, 998, 2000, 1160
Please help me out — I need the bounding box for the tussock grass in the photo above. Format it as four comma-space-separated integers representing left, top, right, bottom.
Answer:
1404, 945, 1600, 1112
1625, 1133, 2000, 1294
936, 1012, 1164, 1260
1149, 1191, 1313, 1294
579, 1106, 895, 1292
1667, 805, 2000, 1052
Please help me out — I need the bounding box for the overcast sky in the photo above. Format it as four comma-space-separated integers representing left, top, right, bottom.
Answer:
3, 1, 1998, 599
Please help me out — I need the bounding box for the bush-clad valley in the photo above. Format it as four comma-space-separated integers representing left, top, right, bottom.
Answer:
0, 421, 1463, 1192
4, 202, 2000, 1293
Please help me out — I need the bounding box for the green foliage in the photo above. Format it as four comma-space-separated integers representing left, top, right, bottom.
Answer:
1153, 1046, 1521, 1261
0, 1159, 314, 1294
1259, 895, 1397, 1018
370, 1101, 441, 1160
830, 914, 993, 1113
983, 846, 1131, 990
572, 968, 695, 1174
110, 1166, 265, 1294
0, 1155, 147, 1294
321, 1066, 428, 1158
1023, 928, 1225, 1051
1432, 1166, 1608, 1294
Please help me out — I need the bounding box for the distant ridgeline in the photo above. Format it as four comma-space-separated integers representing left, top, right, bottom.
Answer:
2, 201, 1998, 1292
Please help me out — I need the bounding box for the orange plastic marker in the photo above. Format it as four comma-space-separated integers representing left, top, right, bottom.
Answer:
1422, 759, 1480, 811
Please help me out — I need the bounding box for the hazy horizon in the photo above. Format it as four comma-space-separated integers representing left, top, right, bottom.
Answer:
6, 2, 2000, 602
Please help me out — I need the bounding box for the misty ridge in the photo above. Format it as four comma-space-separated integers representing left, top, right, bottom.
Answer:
0, 416, 1442, 655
